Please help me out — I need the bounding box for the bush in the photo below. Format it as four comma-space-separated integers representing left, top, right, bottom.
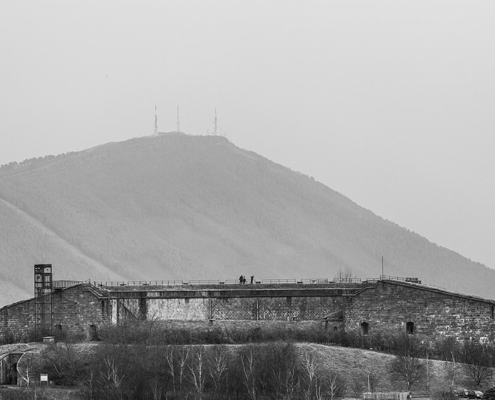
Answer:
39, 342, 89, 386
483, 387, 495, 400
0, 388, 48, 400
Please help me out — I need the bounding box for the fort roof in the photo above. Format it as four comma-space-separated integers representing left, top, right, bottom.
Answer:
374, 279, 495, 306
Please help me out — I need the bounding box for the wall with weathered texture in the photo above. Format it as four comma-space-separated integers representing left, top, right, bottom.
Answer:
345, 281, 495, 341
110, 296, 344, 323
0, 299, 35, 340
0, 284, 110, 340
51, 285, 109, 336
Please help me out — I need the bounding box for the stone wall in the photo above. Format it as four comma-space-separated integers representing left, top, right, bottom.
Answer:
0, 284, 110, 340
345, 281, 495, 342
51, 285, 109, 336
1, 300, 36, 340
111, 296, 344, 323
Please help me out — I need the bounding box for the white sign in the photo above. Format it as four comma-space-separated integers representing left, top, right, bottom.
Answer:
40, 374, 48, 382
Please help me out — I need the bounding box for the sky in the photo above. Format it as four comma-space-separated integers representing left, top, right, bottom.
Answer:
1, 1, 494, 270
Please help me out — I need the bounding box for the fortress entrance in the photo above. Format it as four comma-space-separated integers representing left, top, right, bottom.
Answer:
0, 353, 22, 385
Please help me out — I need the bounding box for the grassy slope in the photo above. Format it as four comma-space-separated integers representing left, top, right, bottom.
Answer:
0, 133, 493, 307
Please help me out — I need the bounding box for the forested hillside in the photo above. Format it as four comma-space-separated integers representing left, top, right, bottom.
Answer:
0, 133, 493, 306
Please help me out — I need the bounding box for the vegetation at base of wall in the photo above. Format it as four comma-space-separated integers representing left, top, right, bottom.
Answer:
6, 323, 495, 398
96, 320, 345, 346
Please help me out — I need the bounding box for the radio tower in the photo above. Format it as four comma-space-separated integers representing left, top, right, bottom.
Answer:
154, 105, 158, 135
214, 108, 217, 136
177, 106, 180, 133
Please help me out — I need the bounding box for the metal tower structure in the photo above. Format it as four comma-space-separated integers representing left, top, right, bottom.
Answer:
34, 264, 53, 336
214, 108, 217, 136
154, 106, 158, 135
177, 106, 180, 133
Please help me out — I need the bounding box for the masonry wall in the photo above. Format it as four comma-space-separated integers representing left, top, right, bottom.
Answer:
111, 296, 344, 323
345, 281, 495, 342
0, 285, 110, 340
50, 285, 110, 336
1, 298, 36, 341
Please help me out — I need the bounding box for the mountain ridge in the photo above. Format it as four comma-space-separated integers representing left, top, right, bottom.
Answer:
0, 133, 492, 306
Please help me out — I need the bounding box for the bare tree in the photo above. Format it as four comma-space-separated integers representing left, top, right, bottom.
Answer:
460, 342, 493, 388
327, 370, 347, 400
164, 346, 177, 392
301, 352, 317, 400
334, 268, 357, 283
165, 345, 190, 393
177, 346, 190, 392
99, 357, 125, 400
241, 348, 257, 400
390, 355, 426, 391
189, 347, 207, 400
271, 357, 299, 399
150, 380, 162, 400
436, 336, 461, 388
39, 342, 86, 385
389, 334, 427, 391
208, 345, 229, 395
350, 375, 366, 398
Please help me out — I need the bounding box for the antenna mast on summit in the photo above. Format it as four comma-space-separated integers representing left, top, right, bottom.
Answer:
214, 108, 217, 135
154, 105, 158, 135
177, 106, 180, 133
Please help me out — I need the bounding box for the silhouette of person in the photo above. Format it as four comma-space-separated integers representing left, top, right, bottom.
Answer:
250, 275, 254, 284
239, 275, 243, 284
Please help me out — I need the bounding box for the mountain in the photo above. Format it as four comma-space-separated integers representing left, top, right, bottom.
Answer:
0, 133, 493, 306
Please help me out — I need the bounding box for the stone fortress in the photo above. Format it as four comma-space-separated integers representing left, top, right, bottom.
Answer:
1, 264, 494, 345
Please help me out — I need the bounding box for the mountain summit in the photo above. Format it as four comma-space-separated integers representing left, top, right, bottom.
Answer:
0, 133, 492, 306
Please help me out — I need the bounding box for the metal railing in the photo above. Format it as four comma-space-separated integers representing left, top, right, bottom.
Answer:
92, 277, 372, 287
365, 275, 421, 284
59, 276, 424, 289
53, 280, 85, 289
93, 280, 184, 287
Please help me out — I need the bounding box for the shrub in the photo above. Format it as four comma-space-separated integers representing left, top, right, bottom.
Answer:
483, 387, 495, 400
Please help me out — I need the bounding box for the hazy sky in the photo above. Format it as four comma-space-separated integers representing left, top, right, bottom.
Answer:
1, 1, 494, 269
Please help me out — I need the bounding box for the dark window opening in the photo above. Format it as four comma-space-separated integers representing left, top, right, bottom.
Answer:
55, 324, 62, 331
333, 326, 338, 331
89, 324, 98, 341
406, 321, 415, 334
361, 322, 369, 335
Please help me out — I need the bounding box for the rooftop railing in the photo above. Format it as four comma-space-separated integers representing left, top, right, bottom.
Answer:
53, 280, 87, 290
92, 277, 367, 287
82, 276, 422, 288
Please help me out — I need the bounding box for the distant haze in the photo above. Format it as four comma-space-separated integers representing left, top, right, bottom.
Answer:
1, 1, 494, 274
